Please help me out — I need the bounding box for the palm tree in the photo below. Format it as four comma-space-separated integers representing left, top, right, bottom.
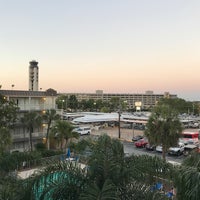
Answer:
0, 127, 12, 155
126, 154, 174, 186
145, 104, 183, 160
174, 153, 200, 200
14, 134, 171, 200
118, 181, 168, 200
0, 175, 25, 200
87, 135, 126, 188
22, 161, 87, 200
22, 111, 42, 151
43, 109, 60, 150
79, 134, 170, 199
80, 179, 118, 200
50, 120, 79, 151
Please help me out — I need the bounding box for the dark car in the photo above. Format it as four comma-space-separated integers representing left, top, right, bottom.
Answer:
145, 143, 156, 151
132, 135, 144, 142
135, 138, 148, 148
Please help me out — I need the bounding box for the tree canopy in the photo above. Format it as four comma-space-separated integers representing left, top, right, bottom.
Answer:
157, 97, 199, 115
145, 104, 183, 160
50, 120, 79, 151
0, 94, 19, 128
0, 94, 19, 154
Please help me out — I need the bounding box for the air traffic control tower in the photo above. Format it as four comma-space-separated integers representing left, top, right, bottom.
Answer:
29, 60, 39, 91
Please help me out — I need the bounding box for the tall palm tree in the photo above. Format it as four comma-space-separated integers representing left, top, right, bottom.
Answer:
43, 109, 60, 150
50, 120, 79, 151
23, 111, 42, 151
145, 104, 183, 160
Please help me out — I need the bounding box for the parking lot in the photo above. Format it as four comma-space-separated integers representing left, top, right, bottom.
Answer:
91, 126, 143, 142
91, 126, 199, 143
90, 126, 199, 165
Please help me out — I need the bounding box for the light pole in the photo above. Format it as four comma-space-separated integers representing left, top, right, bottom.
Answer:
193, 104, 194, 116
118, 100, 127, 139
62, 99, 65, 120
118, 110, 121, 139
132, 122, 135, 139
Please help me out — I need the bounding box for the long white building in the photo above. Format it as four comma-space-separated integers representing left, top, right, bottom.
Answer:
63, 90, 177, 110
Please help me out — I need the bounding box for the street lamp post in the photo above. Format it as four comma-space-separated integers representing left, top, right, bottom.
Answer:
132, 122, 135, 138
62, 99, 65, 120
118, 100, 127, 139
118, 110, 121, 139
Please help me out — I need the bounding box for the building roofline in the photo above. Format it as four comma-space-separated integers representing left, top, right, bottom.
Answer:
0, 89, 57, 97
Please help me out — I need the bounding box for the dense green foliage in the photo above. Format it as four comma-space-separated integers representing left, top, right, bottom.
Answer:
145, 103, 183, 160
50, 120, 79, 151
0, 94, 19, 128
0, 127, 12, 154
2, 134, 200, 199
0, 95, 19, 154
174, 153, 200, 200
157, 97, 199, 115
13, 135, 170, 200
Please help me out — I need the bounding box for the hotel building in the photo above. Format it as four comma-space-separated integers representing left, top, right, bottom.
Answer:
63, 90, 177, 110
0, 89, 57, 152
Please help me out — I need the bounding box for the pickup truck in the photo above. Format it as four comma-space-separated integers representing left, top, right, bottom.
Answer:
168, 142, 185, 156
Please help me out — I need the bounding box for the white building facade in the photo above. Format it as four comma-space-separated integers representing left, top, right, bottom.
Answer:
0, 89, 57, 152
63, 91, 177, 110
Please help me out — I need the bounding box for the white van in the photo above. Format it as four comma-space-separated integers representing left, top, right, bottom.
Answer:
74, 127, 91, 135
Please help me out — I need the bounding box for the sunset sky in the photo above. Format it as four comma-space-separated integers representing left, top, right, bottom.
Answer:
1, 0, 200, 101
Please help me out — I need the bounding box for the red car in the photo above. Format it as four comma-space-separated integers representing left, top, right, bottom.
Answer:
135, 138, 148, 148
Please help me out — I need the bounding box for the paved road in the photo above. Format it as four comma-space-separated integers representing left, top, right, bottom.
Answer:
123, 141, 183, 165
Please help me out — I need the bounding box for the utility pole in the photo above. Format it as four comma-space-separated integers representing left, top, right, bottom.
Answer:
118, 110, 121, 139
132, 122, 135, 138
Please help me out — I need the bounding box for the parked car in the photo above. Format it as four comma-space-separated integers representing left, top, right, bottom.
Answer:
145, 143, 156, 151
156, 145, 163, 153
168, 142, 185, 156
135, 138, 148, 148
132, 135, 144, 142
73, 126, 91, 135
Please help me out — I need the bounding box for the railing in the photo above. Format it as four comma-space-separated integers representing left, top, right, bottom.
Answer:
12, 132, 46, 139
